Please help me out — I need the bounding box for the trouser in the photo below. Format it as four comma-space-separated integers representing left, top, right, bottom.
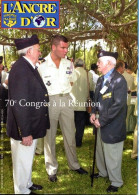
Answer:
126, 105, 137, 133
0, 99, 2, 131
131, 123, 138, 159
11, 138, 37, 194
96, 128, 124, 187
44, 94, 80, 176
74, 111, 86, 146
36, 138, 44, 154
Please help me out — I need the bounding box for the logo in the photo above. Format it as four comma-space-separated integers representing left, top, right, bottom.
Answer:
1, 0, 60, 29
33, 15, 45, 28
3, 14, 16, 27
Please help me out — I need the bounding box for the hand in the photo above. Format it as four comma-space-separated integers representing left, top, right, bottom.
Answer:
94, 119, 100, 128
4, 79, 8, 86
21, 135, 33, 146
90, 114, 96, 124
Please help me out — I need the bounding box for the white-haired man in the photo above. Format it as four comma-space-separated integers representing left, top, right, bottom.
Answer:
7, 35, 50, 194
90, 50, 127, 193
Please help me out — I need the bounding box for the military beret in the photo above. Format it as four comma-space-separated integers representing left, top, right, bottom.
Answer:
97, 50, 118, 60
14, 34, 39, 50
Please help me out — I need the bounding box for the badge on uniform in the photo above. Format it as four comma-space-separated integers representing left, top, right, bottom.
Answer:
66, 66, 72, 74
66, 71, 71, 74
100, 86, 108, 94
46, 81, 51, 86
102, 92, 112, 100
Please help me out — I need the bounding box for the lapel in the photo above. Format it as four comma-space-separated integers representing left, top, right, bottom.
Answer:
22, 57, 47, 91
95, 69, 116, 101
104, 69, 116, 88
95, 76, 104, 101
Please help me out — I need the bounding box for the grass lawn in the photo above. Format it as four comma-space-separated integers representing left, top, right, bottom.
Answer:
0, 125, 137, 194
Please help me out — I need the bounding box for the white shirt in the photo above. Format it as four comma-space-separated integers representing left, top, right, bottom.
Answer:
38, 53, 77, 96
123, 71, 135, 105
23, 56, 36, 69
1, 70, 9, 89
89, 70, 99, 89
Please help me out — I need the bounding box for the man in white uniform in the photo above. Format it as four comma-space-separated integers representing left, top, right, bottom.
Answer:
39, 35, 88, 182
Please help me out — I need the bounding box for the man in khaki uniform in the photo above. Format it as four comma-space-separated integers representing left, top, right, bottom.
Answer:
131, 98, 137, 159
39, 35, 88, 182
70, 59, 94, 147
123, 65, 136, 132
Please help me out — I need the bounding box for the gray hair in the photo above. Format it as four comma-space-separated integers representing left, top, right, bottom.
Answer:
74, 59, 84, 67
100, 56, 116, 66
17, 45, 34, 56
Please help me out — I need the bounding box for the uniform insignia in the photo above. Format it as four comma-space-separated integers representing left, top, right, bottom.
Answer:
66, 71, 71, 74
100, 86, 108, 94
18, 127, 22, 136
102, 92, 112, 100
46, 81, 51, 86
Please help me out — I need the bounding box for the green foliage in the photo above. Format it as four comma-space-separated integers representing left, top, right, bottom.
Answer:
3, 47, 18, 69
0, 126, 137, 194
0, 0, 137, 69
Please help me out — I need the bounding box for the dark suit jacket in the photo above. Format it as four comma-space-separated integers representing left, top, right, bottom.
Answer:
7, 57, 50, 140
92, 69, 127, 144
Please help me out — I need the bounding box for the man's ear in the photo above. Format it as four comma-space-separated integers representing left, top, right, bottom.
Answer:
107, 60, 111, 66
52, 45, 56, 52
27, 47, 32, 55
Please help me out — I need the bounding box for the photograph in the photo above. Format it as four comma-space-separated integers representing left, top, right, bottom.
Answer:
0, 0, 137, 194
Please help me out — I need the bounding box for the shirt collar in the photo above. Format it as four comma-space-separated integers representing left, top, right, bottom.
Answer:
104, 68, 114, 80
45, 53, 65, 68
23, 56, 36, 69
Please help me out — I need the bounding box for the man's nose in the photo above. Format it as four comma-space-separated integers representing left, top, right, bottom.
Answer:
64, 48, 68, 53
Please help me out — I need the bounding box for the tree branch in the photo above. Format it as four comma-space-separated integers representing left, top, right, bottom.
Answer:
0, 41, 15, 46
68, 35, 103, 42
124, 0, 137, 12
121, 33, 137, 40
114, 0, 125, 18
110, 19, 137, 27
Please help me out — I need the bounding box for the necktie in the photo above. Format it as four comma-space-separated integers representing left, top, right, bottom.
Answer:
35, 66, 39, 75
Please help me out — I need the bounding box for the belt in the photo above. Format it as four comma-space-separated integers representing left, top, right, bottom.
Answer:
50, 93, 69, 97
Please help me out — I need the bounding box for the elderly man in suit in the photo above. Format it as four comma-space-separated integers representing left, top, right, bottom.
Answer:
90, 50, 127, 193
7, 35, 50, 194
0, 57, 8, 159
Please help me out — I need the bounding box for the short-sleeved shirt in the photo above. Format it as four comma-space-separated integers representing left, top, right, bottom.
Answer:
38, 53, 77, 96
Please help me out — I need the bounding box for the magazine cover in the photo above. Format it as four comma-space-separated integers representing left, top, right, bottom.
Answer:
0, 0, 137, 194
